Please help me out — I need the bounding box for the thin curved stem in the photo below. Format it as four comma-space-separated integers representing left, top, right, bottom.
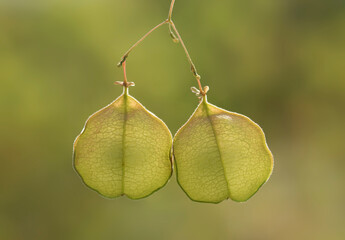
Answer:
169, 20, 203, 93
168, 0, 176, 21
122, 61, 128, 86
115, 60, 134, 88
118, 20, 168, 67
117, 0, 205, 95
167, 0, 204, 94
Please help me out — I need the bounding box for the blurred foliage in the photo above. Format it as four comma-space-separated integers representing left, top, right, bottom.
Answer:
0, 0, 344, 239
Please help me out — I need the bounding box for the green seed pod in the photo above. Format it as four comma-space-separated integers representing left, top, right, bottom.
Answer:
173, 96, 273, 203
73, 88, 172, 199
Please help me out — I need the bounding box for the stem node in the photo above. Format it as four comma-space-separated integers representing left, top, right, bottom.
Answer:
117, 55, 128, 67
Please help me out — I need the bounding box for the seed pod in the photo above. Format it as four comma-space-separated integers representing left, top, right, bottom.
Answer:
73, 88, 172, 199
173, 96, 273, 203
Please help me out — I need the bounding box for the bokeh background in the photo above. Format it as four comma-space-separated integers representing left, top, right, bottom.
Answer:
1, 0, 345, 239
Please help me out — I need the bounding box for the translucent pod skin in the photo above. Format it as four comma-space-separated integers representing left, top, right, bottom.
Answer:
173, 96, 273, 203
73, 88, 172, 199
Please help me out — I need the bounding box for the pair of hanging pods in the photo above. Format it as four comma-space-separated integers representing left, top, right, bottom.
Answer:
73, 81, 273, 203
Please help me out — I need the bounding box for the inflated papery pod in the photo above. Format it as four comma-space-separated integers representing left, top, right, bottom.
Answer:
73, 85, 172, 199
173, 90, 273, 203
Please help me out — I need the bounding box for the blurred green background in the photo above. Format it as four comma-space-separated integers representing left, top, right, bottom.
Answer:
1, 0, 345, 239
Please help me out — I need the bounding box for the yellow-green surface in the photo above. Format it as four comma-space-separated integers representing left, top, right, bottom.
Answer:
74, 89, 172, 199
174, 97, 273, 202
